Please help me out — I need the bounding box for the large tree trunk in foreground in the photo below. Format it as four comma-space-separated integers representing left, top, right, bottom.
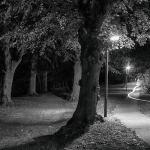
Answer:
41, 70, 48, 93
70, 60, 82, 101
28, 52, 38, 95
1, 40, 23, 106
68, 48, 102, 124
67, 0, 112, 126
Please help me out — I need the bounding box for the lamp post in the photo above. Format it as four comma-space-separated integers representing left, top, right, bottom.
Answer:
104, 48, 108, 117
125, 65, 131, 92
104, 35, 120, 117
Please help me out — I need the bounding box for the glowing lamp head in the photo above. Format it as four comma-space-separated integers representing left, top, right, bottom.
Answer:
126, 66, 131, 70
110, 35, 120, 41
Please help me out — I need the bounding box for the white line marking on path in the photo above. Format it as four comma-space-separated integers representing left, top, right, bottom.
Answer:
128, 83, 150, 103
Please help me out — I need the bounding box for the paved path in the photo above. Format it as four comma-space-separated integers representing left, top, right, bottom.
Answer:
114, 91, 150, 145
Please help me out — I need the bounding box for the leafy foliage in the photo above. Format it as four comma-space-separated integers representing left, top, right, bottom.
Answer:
99, 0, 150, 53
138, 69, 150, 93
1, 0, 150, 94
0, 0, 48, 56
0, 0, 81, 64
1, 0, 149, 63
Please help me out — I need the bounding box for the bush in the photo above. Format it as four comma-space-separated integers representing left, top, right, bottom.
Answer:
138, 69, 150, 94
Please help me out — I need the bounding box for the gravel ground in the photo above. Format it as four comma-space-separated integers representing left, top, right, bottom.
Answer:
0, 93, 150, 150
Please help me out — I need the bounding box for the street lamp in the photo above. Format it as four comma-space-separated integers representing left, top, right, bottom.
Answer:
125, 65, 131, 92
110, 35, 120, 41
104, 35, 120, 117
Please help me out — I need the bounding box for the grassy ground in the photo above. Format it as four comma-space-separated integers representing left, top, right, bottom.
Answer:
0, 93, 150, 150
138, 95, 150, 117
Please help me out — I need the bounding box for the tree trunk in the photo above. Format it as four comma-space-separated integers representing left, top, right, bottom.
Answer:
37, 74, 41, 93
28, 70, 37, 95
41, 70, 48, 93
68, 53, 102, 125
2, 68, 16, 106
67, 38, 103, 125
28, 52, 38, 95
1, 39, 23, 106
67, 0, 112, 126
0, 77, 2, 96
70, 60, 82, 101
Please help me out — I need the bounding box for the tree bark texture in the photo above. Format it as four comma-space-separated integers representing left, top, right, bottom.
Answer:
41, 70, 48, 93
0, 77, 2, 96
68, 41, 102, 124
71, 60, 82, 101
67, 0, 113, 125
2, 68, 16, 105
1, 39, 23, 106
28, 52, 38, 95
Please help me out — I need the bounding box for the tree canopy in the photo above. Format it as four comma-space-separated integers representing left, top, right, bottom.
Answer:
1, 0, 150, 125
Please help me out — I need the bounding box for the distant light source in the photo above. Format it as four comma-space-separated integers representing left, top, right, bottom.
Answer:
125, 65, 131, 92
110, 35, 120, 41
126, 65, 131, 70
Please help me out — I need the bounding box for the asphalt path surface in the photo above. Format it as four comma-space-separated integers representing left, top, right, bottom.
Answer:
113, 82, 150, 145
100, 82, 134, 94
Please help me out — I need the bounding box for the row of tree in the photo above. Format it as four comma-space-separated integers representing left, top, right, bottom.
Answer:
0, 0, 150, 128
0, 0, 80, 105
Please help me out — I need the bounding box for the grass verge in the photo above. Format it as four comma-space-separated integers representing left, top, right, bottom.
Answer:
0, 93, 150, 150
138, 95, 150, 117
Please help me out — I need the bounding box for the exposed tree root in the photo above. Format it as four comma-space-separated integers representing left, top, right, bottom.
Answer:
49, 123, 89, 149
95, 114, 105, 122
49, 115, 104, 149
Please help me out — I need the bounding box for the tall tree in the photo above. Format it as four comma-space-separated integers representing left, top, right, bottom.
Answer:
69, 51, 82, 101
67, 0, 113, 125
41, 70, 48, 92
0, 0, 72, 105
71, 58, 82, 101
28, 51, 38, 95
0, 0, 30, 105
0, 0, 53, 105
64, 0, 150, 127
39, 57, 49, 93
1, 38, 24, 106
